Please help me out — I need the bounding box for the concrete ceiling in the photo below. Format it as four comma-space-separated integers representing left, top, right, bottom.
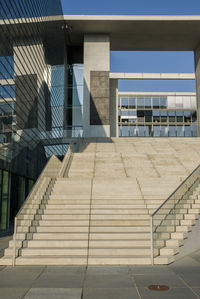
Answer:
64, 15, 200, 51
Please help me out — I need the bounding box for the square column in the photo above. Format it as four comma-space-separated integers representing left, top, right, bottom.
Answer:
195, 46, 200, 136
110, 79, 118, 137
83, 35, 110, 137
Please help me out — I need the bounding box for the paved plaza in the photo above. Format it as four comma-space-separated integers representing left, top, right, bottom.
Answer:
0, 237, 200, 299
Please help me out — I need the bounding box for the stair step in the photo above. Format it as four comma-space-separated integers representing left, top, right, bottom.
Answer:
27, 240, 88, 248
32, 226, 89, 233
15, 256, 87, 265
160, 246, 179, 256
89, 248, 158, 256
154, 255, 175, 265
32, 233, 89, 240
88, 256, 151, 265
21, 248, 88, 256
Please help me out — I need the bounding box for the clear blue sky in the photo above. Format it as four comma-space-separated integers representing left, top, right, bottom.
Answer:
61, 0, 200, 92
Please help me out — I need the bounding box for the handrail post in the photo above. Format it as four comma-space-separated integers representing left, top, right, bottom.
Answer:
12, 217, 17, 267
150, 216, 154, 265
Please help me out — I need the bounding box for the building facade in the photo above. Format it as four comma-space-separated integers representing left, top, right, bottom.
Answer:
1, 4, 200, 234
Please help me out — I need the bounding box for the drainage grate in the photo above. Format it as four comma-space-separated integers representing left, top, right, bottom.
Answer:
148, 285, 170, 291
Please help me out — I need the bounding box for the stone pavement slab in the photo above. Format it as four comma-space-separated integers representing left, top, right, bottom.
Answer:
134, 273, 186, 288
138, 287, 198, 299
24, 288, 82, 299
85, 274, 134, 288
0, 266, 44, 288
0, 288, 28, 299
83, 288, 140, 299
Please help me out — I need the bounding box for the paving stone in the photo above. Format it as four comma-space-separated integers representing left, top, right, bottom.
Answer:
0, 266, 44, 287
33, 274, 84, 288
134, 273, 186, 288
83, 288, 140, 299
85, 274, 133, 288
24, 288, 82, 299
87, 266, 129, 275
0, 288, 29, 299
130, 265, 176, 275
44, 266, 86, 275
137, 287, 198, 299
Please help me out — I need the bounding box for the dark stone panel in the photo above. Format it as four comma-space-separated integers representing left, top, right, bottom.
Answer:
90, 71, 110, 126
90, 97, 109, 125
15, 74, 38, 129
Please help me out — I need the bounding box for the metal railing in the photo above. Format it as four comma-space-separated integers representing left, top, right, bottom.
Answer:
12, 155, 62, 266
150, 164, 200, 265
12, 146, 74, 266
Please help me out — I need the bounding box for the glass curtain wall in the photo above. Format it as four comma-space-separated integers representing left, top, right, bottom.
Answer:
0, 0, 64, 233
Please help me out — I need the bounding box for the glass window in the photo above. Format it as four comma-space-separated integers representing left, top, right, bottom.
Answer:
168, 111, 176, 123
176, 110, 183, 123
145, 97, 151, 109
129, 125, 137, 136
160, 111, 167, 122
128, 110, 137, 116
137, 97, 144, 109
118, 126, 121, 137
122, 125, 129, 137
191, 124, 198, 137
153, 126, 160, 137
161, 126, 168, 137
160, 97, 167, 109
177, 126, 184, 137
184, 111, 192, 123
129, 97, 136, 109
1, 171, 9, 230
191, 111, 197, 122
144, 125, 152, 137
121, 98, 129, 109
185, 125, 192, 137
169, 126, 176, 137
153, 97, 159, 109
153, 111, 160, 123
138, 126, 145, 136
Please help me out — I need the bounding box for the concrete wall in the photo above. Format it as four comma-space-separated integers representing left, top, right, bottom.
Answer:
194, 47, 200, 136
110, 79, 118, 137
83, 34, 110, 137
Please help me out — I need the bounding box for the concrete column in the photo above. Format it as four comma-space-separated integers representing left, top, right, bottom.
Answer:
194, 46, 200, 136
83, 34, 110, 137
110, 79, 118, 137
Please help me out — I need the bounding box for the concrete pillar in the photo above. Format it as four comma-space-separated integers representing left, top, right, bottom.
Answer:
83, 34, 110, 137
110, 79, 118, 137
194, 46, 200, 136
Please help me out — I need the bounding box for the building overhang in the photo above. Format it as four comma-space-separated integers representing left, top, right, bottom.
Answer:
2, 15, 200, 54
64, 15, 200, 51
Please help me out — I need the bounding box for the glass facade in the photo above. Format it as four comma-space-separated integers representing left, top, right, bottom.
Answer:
118, 95, 197, 137
0, 0, 67, 233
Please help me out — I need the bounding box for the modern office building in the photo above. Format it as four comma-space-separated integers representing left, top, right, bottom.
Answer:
118, 92, 197, 137
1, 0, 200, 259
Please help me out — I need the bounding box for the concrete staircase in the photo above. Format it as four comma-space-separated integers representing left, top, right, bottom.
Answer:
1, 138, 200, 265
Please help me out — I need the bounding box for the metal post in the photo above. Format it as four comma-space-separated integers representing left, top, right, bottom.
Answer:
12, 217, 17, 267
150, 216, 154, 265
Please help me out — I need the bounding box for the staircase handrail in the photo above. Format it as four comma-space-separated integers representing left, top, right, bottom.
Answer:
12, 154, 59, 266
150, 163, 200, 265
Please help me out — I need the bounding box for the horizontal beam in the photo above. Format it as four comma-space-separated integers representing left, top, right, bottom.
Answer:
110, 73, 195, 80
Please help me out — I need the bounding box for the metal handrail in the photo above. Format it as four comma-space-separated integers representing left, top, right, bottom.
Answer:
150, 163, 200, 265
12, 154, 59, 266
